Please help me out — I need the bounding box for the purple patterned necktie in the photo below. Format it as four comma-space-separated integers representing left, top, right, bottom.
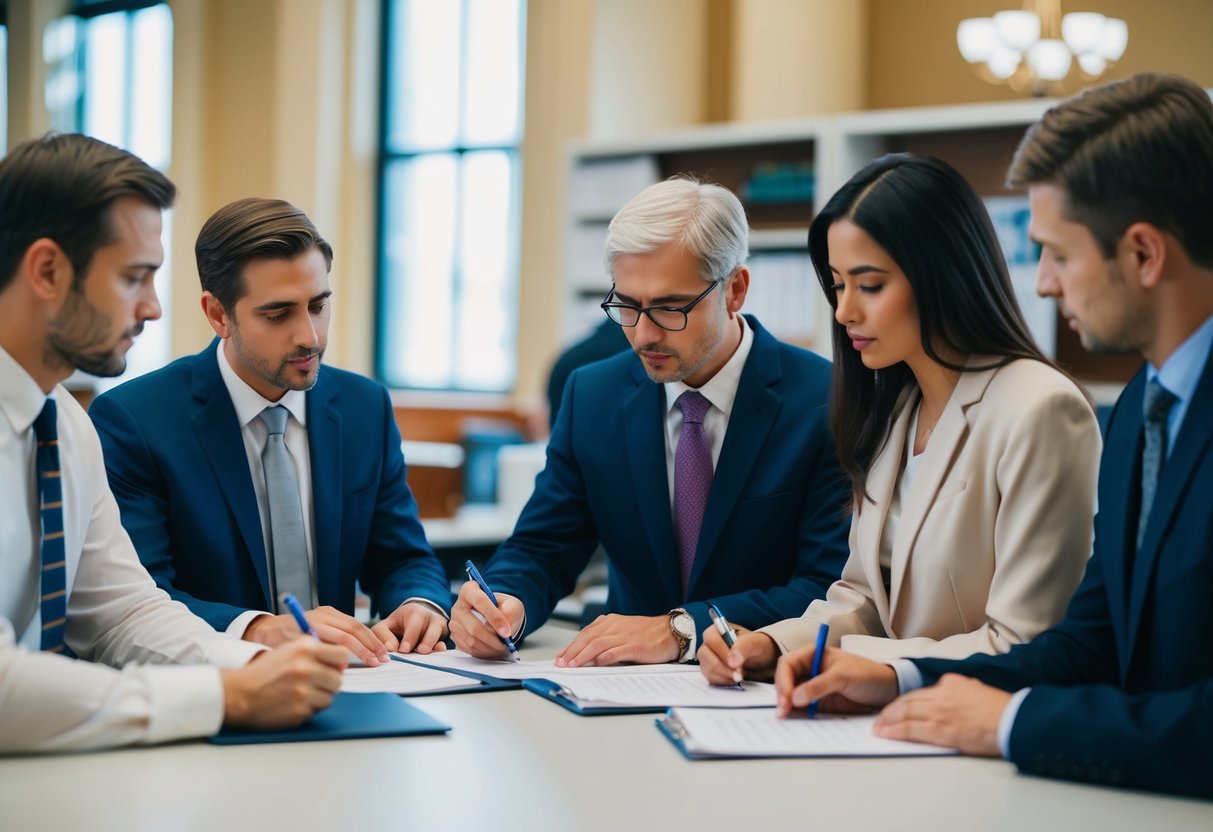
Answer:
674, 391, 713, 599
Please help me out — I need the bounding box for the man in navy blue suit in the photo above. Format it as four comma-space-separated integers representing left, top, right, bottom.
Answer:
91, 198, 450, 666
452, 178, 850, 667
773, 73, 1213, 800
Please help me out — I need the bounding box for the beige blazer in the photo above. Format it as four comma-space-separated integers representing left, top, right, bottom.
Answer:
761, 357, 1101, 663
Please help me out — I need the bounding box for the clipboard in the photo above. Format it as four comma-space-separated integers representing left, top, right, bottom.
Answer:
522, 678, 667, 716
389, 655, 522, 695
208, 692, 450, 745
655, 707, 960, 760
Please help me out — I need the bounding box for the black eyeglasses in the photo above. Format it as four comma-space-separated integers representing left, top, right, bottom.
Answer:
600, 280, 722, 332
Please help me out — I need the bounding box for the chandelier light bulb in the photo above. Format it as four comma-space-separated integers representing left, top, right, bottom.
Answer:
1028, 39, 1072, 81
1099, 18, 1129, 61
1078, 53, 1107, 76
1061, 12, 1106, 54
957, 17, 999, 63
987, 45, 1023, 80
993, 10, 1041, 52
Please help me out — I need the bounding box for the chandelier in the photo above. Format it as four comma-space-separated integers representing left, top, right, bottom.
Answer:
956, 1, 1128, 95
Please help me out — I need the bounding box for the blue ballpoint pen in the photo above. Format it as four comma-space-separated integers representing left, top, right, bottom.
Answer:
707, 602, 744, 687
806, 622, 830, 717
280, 592, 318, 639
464, 560, 520, 661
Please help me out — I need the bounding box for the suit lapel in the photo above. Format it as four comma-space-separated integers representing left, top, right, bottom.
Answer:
190, 341, 273, 607
861, 389, 915, 628
307, 372, 342, 609
888, 362, 995, 618
623, 362, 682, 604
1102, 370, 1144, 664
1126, 350, 1213, 663
688, 323, 781, 593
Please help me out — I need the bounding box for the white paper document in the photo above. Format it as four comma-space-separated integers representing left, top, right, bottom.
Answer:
545, 672, 776, 709
661, 708, 959, 758
340, 659, 482, 695
400, 649, 703, 681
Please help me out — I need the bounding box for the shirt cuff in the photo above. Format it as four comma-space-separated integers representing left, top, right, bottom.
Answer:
225, 609, 272, 640
144, 665, 227, 743
401, 597, 450, 621
998, 688, 1030, 759
890, 659, 924, 695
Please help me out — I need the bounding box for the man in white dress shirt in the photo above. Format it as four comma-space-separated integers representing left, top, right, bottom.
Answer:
0, 133, 346, 753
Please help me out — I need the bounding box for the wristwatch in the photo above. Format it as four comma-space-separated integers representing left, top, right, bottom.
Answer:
667, 608, 696, 663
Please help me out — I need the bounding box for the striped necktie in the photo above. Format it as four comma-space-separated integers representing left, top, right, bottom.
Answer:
33, 399, 67, 653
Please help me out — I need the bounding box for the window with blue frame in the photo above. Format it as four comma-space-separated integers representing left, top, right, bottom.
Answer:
43, 0, 173, 385
377, 0, 526, 392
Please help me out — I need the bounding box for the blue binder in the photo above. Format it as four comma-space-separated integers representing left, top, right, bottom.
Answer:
208, 692, 450, 745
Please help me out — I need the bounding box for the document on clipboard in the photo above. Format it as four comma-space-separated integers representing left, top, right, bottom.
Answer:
525, 670, 777, 715
657, 708, 959, 759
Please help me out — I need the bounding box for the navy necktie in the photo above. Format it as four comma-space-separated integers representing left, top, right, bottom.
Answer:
33, 400, 67, 653
674, 391, 713, 600
1137, 378, 1177, 550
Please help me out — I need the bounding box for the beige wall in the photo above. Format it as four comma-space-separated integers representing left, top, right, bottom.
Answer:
868, 0, 1213, 108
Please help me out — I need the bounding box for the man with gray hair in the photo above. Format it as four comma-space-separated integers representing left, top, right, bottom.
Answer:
451, 177, 849, 667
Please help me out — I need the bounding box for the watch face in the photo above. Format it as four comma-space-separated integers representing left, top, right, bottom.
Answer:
673, 612, 694, 639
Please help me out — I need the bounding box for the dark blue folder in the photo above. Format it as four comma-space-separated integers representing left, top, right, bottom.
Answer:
389, 655, 522, 695
208, 692, 450, 745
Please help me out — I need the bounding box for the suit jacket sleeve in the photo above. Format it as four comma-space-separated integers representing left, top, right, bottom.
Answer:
356, 386, 451, 616
1006, 678, 1213, 799
484, 374, 601, 635
90, 392, 257, 630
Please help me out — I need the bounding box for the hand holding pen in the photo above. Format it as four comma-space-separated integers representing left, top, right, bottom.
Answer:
454, 560, 522, 661
707, 603, 744, 686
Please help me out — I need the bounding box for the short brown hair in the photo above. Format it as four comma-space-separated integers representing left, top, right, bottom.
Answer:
0, 133, 175, 292
1007, 72, 1213, 269
195, 197, 334, 311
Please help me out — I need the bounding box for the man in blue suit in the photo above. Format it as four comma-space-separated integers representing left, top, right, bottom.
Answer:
91, 198, 450, 666
773, 73, 1213, 800
452, 178, 850, 666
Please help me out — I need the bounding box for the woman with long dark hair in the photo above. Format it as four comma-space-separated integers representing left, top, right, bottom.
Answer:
700, 153, 1101, 684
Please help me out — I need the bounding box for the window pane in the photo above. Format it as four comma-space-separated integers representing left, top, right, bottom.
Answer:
385, 0, 462, 151
43, 17, 82, 131
129, 4, 172, 169
82, 13, 128, 144
454, 150, 518, 388
461, 0, 524, 146
380, 154, 458, 387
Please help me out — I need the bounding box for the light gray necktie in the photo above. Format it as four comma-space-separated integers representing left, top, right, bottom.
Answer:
1137, 378, 1177, 551
258, 405, 313, 610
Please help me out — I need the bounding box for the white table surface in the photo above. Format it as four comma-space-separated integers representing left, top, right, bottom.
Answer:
2, 625, 1210, 831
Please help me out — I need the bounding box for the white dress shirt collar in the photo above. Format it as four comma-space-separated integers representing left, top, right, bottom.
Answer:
663, 314, 754, 420
0, 344, 52, 436
215, 341, 308, 428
